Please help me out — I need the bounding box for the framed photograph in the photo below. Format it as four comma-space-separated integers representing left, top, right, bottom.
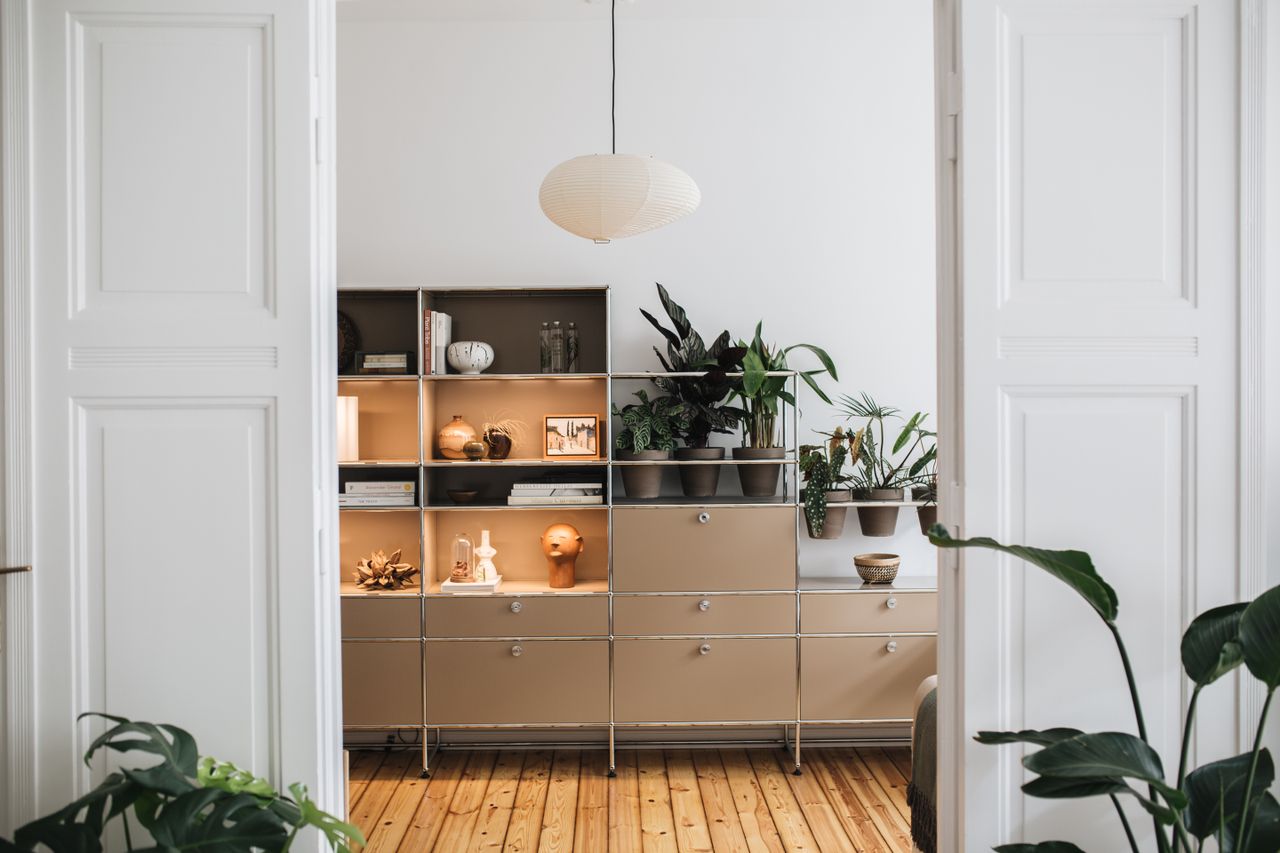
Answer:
544, 414, 599, 458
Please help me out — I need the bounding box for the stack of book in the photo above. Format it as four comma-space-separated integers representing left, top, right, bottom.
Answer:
339, 481, 416, 508
422, 310, 453, 375
508, 475, 605, 506
357, 352, 409, 374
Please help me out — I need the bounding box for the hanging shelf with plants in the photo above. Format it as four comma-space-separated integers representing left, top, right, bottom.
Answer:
839, 392, 933, 537
800, 427, 856, 539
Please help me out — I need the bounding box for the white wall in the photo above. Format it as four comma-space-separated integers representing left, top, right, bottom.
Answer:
337, 0, 937, 576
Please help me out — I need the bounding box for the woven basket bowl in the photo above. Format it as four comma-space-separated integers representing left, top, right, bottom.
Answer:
854, 553, 901, 584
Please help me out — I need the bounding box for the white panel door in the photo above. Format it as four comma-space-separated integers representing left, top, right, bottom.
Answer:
953, 0, 1239, 848
4, 0, 340, 832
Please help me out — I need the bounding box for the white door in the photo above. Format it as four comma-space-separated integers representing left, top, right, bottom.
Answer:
947, 0, 1246, 849
2, 0, 341, 833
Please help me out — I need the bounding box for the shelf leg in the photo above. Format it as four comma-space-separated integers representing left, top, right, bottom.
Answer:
607, 724, 616, 777
792, 724, 802, 775
421, 728, 441, 778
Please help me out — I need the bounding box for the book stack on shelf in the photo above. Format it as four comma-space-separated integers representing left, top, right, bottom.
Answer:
507, 474, 605, 506
339, 481, 416, 508
422, 310, 452, 375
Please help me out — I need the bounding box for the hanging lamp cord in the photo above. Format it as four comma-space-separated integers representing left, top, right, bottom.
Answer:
610, 0, 617, 154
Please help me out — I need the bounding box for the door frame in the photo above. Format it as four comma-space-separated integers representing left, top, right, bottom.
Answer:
0, 0, 344, 833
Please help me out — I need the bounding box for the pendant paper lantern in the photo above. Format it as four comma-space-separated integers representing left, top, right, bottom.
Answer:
539, 154, 701, 243
539, 0, 699, 243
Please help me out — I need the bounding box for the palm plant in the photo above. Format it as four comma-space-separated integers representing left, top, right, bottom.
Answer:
929, 526, 1280, 853
640, 283, 746, 448
839, 392, 931, 492
1, 713, 362, 852
733, 323, 838, 449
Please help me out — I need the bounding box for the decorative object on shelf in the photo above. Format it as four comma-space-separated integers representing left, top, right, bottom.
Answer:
449, 532, 476, 583
462, 438, 488, 461
355, 351, 411, 375
437, 414, 479, 460
476, 529, 498, 581
508, 474, 605, 506
730, 322, 838, 497
840, 393, 932, 537
446, 489, 479, 504
548, 322, 566, 372
566, 322, 580, 372
854, 553, 901, 585
425, 310, 453, 375
544, 414, 599, 458
613, 389, 691, 498
337, 310, 360, 373
541, 522, 583, 589
538, 0, 699, 243
642, 283, 746, 497
446, 341, 495, 375
352, 548, 419, 591
337, 396, 360, 463
801, 428, 855, 539
539, 322, 552, 373
482, 414, 528, 460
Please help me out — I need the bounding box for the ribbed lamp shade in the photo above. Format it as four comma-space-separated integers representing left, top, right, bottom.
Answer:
539, 154, 701, 242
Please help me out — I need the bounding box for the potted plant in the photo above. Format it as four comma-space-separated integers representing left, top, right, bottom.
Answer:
641, 283, 746, 497
731, 323, 838, 497
481, 412, 529, 460
907, 420, 937, 533
612, 389, 692, 499
839, 392, 931, 536
800, 427, 857, 539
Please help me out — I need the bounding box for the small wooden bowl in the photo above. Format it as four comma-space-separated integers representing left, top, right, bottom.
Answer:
446, 489, 479, 505
855, 553, 901, 584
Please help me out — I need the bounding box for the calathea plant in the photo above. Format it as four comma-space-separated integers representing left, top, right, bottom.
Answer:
0, 713, 362, 852
612, 389, 692, 454
640, 282, 747, 448
928, 525, 1280, 853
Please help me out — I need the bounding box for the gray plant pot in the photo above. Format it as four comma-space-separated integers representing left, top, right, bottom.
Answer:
917, 504, 938, 535
675, 447, 724, 498
853, 487, 904, 537
806, 489, 851, 539
617, 449, 670, 499
733, 447, 785, 497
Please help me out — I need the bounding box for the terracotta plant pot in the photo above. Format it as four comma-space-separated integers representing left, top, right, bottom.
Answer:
733, 446, 785, 497
806, 489, 851, 539
855, 552, 901, 584
675, 447, 724, 498
853, 487, 903, 537
617, 449, 670, 499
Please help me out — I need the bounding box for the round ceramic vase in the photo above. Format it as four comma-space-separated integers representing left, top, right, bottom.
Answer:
446, 341, 495, 374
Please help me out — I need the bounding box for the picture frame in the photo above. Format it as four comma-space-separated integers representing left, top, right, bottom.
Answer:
544, 414, 599, 458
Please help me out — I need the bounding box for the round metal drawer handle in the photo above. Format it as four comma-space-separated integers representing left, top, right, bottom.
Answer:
511, 645, 523, 657
699, 643, 712, 656
698, 599, 711, 612
886, 597, 898, 610
510, 601, 523, 614
885, 641, 898, 654
698, 511, 711, 524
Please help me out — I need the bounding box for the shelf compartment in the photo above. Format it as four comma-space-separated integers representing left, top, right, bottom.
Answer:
801, 636, 936, 722
423, 377, 607, 463
425, 594, 607, 638
424, 462, 606, 508
341, 598, 421, 638
425, 500, 607, 512
425, 288, 608, 375
423, 372, 608, 382
611, 496, 795, 508
342, 640, 423, 727
424, 508, 608, 587
338, 290, 422, 375
338, 378, 421, 463
338, 508, 423, 595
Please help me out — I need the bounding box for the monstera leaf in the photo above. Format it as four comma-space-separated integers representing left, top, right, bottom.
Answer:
1182, 602, 1247, 686
927, 527, 1118, 622
146, 789, 290, 852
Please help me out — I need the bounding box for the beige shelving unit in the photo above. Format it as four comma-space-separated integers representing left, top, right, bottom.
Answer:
337, 285, 936, 777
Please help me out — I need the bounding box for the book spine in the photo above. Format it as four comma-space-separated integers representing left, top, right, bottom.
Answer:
507, 495, 604, 506
338, 496, 416, 507
427, 307, 437, 371
435, 313, 451, 375
432, 312, 444, 375
510, 483, 604, 491
345, 482, 415, 494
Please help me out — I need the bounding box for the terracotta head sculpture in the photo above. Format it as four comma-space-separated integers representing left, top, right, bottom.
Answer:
540, 522, 583, 589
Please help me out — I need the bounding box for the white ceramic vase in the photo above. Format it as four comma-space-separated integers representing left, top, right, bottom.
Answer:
475, 529, 498, 582
446, 341, 495, 374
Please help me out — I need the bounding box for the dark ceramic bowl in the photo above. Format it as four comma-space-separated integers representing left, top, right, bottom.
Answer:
446, 489, 479, 504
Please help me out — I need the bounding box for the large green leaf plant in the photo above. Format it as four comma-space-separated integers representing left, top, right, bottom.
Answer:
731, 322, 838, 449
0, 713, 363, 853
928, 526, 1280, 853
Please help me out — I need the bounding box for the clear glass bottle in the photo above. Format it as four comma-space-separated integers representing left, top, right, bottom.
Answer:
565, 322, 580, 373
548, 321, 565, 373
539, 322, 552, 374
450, 532, 475, 583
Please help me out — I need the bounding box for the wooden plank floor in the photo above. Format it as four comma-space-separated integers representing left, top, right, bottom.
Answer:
347, 748, 914, 852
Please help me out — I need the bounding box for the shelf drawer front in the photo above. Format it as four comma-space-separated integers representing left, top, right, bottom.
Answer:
614, 638, 795, 722
801, 636, 936, 721
801, 590, 936, 634
342, 598, 420, 638
613, 594, 795, 636
342, 641, 422, 727
425, 639, 608, 724
424, 595, 607, 638
612, 506, 796, 592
